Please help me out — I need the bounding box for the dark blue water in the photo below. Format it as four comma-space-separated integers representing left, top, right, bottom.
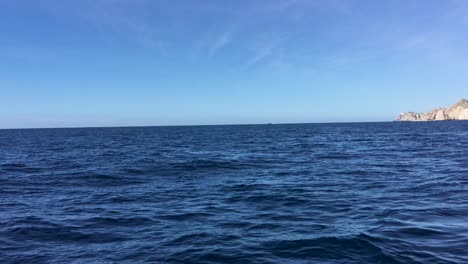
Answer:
1, 122, 467, 263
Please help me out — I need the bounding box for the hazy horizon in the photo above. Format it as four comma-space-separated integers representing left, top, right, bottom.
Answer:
2, 0, 468, 128
1, 120, 403, 130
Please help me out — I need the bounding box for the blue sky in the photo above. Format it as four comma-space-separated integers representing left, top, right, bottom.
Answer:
1, 0, 467, 128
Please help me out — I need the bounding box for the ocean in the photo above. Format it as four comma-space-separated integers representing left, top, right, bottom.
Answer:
1, 122, 467, 263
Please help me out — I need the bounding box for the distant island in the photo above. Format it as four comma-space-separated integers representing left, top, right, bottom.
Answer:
397, 99, 468, 121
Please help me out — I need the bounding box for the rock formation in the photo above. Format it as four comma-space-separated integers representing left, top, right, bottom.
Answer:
397, 99, 468, 121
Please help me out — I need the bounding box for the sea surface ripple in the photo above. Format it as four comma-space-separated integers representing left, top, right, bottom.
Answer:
1, 122, 467, 263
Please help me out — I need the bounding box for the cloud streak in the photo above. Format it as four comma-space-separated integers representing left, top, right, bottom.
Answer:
248, 44, 274, 66
209, 31, 232, 57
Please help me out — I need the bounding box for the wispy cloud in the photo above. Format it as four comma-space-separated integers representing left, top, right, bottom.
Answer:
81, 0, 166, 50
209, 31, 232, 57
247, 32, 281, 66
248, 44, 274, 66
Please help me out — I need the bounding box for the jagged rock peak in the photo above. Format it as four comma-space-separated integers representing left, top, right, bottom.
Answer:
396, 99, 468, 121
453, 98, 468, 108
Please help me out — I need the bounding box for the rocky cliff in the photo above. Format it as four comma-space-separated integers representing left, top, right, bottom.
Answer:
397, 99, 468, 121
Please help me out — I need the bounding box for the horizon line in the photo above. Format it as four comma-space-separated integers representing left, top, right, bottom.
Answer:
0, 120, 396, 130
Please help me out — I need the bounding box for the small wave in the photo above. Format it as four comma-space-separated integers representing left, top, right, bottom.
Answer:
3, 225, 128, 244
225, 193, 310, 208
160, 212, 213, 221
60, 172, 145, 186
219, 183, 272, 192
172, 159, 249, 171
217, 221, 253, 229
122, 168, 145, 174
84, 173, 121, 181
1, 163, 43, 173
77, 173, 128, 186
396, 227, 446, 237
80, 216, 156, 227
257, 234, 403, 263
246, 223, 283, 231
166, 232, 211, 245
1, 163, 27, 168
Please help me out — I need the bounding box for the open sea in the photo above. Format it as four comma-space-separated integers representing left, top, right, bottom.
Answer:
1, 122, 467, 264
